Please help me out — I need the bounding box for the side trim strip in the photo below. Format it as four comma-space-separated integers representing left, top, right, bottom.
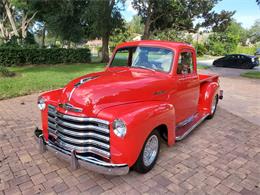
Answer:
175, 114, 209, 141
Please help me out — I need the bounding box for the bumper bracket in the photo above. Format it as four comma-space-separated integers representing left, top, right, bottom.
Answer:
34, 128, 129, 175
71, 150, 79, 170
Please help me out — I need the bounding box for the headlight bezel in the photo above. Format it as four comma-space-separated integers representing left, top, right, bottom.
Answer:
37, 97, 46, 110
112, 119, 127, 138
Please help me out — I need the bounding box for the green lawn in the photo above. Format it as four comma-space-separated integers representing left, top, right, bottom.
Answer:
0, 62, 212, 100
197, 55, 222, 60
0, 63, 106, 100
197, 64, 210, 70
241, 71, 260, 79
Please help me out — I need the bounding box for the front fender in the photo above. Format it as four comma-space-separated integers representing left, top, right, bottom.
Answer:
39, 88, 63, 140
199, 82, 219, 113
97, 101, 175, 167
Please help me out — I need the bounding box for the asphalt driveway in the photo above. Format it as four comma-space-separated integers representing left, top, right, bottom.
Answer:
199, 67, 260, 127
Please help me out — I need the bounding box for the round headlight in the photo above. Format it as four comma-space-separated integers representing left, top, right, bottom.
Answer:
112, 119, 127, 138
37, 97, 46, 110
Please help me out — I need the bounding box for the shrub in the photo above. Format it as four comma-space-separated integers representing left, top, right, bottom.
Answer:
0, 66, 16, 77
194, 43, 207, 56
0, 48, 91, 66
233, 46, 257, 55
209, 41, 226, 56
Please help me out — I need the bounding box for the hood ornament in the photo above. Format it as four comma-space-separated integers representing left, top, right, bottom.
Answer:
74, 76, 99, 88
59, 103, 83, 113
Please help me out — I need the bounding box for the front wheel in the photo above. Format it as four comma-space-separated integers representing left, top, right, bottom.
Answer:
134, 130, 160, 173
207, 94, 218, 119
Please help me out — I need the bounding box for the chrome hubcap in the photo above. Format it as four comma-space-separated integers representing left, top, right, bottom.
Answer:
211, 96, 217, 114
143, 135, 159, 167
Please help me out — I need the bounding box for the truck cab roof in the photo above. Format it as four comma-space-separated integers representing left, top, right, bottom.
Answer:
116, 40, 194, 51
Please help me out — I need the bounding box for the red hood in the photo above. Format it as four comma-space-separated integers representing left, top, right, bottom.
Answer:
59, 67, 171, 116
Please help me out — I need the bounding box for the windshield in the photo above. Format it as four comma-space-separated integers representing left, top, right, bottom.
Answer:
110, 46, 174, 73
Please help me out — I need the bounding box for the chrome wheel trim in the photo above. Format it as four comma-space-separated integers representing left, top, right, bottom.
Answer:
211, 96, 217, 114
143, 135, 159, 167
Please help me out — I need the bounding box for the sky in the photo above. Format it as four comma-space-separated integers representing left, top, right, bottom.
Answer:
122, 0, 260, 29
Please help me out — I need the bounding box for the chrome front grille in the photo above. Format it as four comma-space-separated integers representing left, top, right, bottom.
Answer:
47, 105, 110, 159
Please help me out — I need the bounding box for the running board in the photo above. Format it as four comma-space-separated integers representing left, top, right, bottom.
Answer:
175, 113, 209, 141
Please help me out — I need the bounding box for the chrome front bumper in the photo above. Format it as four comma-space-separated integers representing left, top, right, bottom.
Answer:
34, 128, 129, 175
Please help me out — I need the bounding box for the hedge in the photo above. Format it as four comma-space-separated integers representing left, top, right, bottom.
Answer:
0, 48, 91, 66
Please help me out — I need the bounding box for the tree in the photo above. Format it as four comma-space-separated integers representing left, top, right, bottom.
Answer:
0, 0, 37, 42
151, 29, 193, 43
201, 10, 235, 32
86, 0, 124, 62
132, 0, 235, 39
128, 15, 144, 34
29, 0, 88, 48
249, 19, 260, 43
110, 27, 131, 51
206, 21, 244, 55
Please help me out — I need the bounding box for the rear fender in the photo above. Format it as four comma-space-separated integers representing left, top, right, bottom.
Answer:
97, 101, 175, 167
199, 82, 219, 113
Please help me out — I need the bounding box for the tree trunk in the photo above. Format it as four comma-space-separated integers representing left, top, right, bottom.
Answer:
41, 24, 46, 48
3, 0, 19, 37
143, 20, 151, 40
142, 2, 152, 40
101, 34, 110, 63
0, 23, 7, 40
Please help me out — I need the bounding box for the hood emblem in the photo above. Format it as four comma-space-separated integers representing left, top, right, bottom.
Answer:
59, 103, 83, 113
74, 76, 99, 88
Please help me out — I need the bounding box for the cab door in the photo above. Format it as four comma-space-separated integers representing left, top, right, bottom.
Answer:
173, 50, 200, 123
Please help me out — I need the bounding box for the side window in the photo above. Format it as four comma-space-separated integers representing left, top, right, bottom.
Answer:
177, 52, 194, 74
110, 48, 129, 67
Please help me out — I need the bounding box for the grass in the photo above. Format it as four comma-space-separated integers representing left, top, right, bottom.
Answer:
241, 71, 260, 79
197, 64, 210, 70
197, 55, 222, 60
0, 61, 211, 100
0, 63, 106, 100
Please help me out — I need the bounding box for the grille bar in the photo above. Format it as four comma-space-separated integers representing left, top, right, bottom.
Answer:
54, 125, 109, 142
57, 139, 110, 158
56, 118, 109, 134
57, 111, 109, 125
57, 133, 110, 150
47, 104, 110, 159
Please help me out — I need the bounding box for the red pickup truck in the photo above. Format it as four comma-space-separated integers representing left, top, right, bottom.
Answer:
35, 40, 223, 175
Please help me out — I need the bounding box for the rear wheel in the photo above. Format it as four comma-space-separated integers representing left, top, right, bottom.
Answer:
134, 130, 160, 173
207, 94, 218, 119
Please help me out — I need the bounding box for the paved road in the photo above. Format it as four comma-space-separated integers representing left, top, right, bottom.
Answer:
0, 94, 260, 194
199, 67, 260, 127
197, 59, 215, 67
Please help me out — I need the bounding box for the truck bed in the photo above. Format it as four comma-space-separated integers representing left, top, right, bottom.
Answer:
199, 74, 219, 84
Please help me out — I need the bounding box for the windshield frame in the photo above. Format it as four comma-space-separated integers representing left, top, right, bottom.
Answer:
108, 45, 175, 74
